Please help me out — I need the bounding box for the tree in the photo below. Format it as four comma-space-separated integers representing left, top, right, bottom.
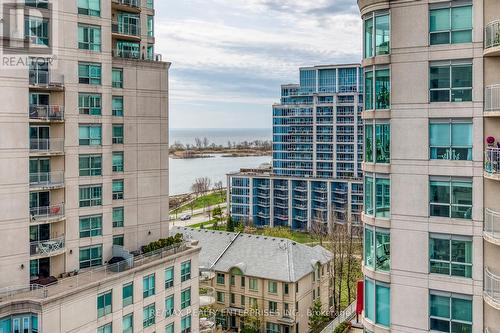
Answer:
310, 212, 327, 246
240, 304, 262, 333
308, 299, 329, 333
213, 206, 223, 226
202, 137, 209, 148
226, 215, 235, 232
214, 180, 224, 200
194, 137, 202, 149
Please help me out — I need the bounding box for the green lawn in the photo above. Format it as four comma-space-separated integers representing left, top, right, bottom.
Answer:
172, 191, 225, 215
200, 225, 317, 244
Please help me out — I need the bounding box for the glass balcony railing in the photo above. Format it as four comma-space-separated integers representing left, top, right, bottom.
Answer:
486, 20, 500, 50
30, 236, 65, 256
29, 70, 64, 88
112, 22, 141, 36
29, 105, 64, 121
485, 147, 500, 175
485, 85, 500, 112
30, 203, 65, 222
112, 0, 140, 8
485, 209, 500, 243
485, 267, 500, 309
30, 138, 64, 154
29, 171, 64, 188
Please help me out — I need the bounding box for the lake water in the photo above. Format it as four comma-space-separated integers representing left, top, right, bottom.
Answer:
169, 154, 271, 195
170, 128, 272, 146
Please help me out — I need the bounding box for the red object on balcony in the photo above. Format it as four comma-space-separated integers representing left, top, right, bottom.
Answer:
356, 280, 364, 315
51, 206, 60, 214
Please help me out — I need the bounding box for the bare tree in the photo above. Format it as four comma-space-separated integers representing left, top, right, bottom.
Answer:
310, 212, 327, 246
202, 137, 209, 148
214, 181, 224, 200
194, 137, 202, 149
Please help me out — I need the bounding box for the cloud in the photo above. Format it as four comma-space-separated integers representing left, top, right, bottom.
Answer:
155, 0, 362, 128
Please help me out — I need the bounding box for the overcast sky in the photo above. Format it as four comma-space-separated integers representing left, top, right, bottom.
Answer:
154, 0, 361, 129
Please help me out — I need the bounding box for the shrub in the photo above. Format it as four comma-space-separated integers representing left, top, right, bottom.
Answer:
142, 233, 183, 254
333, 321, 351, 333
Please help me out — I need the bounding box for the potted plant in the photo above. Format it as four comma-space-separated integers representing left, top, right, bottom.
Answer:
487, 136, 495, 147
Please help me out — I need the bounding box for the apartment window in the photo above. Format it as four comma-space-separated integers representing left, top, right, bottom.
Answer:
364, 67, 390, 110
216, 273, 225, 285
79, 244, 102, 268
143, 274, 155, 298
181, 315, 191, 333
181, 260, 191, 282
113, 180, 124, 200
284, 283, 289, 295
113, 235, 124, 246
165, 295, 174, 317
430, 234, 472, 278
146, 0, 154, 9
181, 288, 191, 309
165, 266, 174, 288
249, 297, 257, 308
79, 125, 102, 145
364, 277, 390, 327
25, 16, 49, 46
112, 68, 124, 88
364, 226, 390, 272
429, 291, 472, 332
97, 323, 112, 333
78, 62, 102, 85
249, 278, 258, 291
268, 281, 278, 294
143, 303, 155, 328
26, 0, 49, 8
241, 295, 245, 307
430, 120, 472, 161
79, 185, 102, 207
430, 60, 472, 102
429, 177, 472, 219
364, 174, 390, 218
123, 282, 133, 307
241, 276, 246, 288
269, 301, 278, 313
79, 93, 102, 115
430, 2, 472, 45
79, 154, 102, 176
112, 96, 124, 116
267, 323, 280, 333
78, 24, 101, 51
113, 124, 124, 144
123, 314, 133, 333
230, 275, 235, 286
365, 122, 390, 163
230, 293, 235, 304
147, 16, 154, 37
363, 11, 390, 58
113, 152, 124, 172
79, 215, 102, 238
216, 291, 225, 303
78, 0, 100, 16
97, 291, 112, 318
165, 323, 174, 333
113, 207, 124, 227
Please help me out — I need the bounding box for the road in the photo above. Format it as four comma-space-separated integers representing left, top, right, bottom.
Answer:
169, 203, 227, 229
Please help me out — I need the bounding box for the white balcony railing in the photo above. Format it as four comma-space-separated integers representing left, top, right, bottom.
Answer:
29, 138, 64, 154
485, 209, 500, 242
29, 105, 64, 121
29, 171, 64, 188
30, 236, 65, 256
30, 203, 65, 222
486, 20, 500, 49
112, 0, 140, 8
485, 85, 500, 112
485, 147, 500, 175
485, 267, 500, 309
29, 71, 64, 87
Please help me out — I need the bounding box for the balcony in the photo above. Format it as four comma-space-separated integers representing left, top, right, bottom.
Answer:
29, 105, 64, 122
29, 71, 64, 91
485, 148, 500, 180
30, 236, 65, 258
199, 286, 216, 307
295, 215, 308, 222
485, 20, 500, 56
112, 22, 141, 39
30, 138, 64, 155
485, 267, 500, 310
112, 0, 141, 12
30, 203, 65, 224
257, 212, 270, 219
485, 85, 500, 116
485, 209, 500, 245
30, 171, 64, 189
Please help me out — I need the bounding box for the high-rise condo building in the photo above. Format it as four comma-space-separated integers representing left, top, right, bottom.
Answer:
358, 0, 500, 332
0, 1, 201, 332
227, 64, 365, 230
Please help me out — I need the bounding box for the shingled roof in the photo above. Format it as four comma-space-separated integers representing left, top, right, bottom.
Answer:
172, 227, 332, 282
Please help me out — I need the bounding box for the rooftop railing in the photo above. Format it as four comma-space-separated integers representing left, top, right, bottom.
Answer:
29, 105, 64, 121
485, 20, 500, 49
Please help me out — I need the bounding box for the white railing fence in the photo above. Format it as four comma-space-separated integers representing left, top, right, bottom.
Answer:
485, 20, 500, 49
320, 301, 357, 333
485, 267, 500, 308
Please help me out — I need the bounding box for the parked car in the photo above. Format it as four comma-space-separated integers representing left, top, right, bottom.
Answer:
180, 214, 192, 221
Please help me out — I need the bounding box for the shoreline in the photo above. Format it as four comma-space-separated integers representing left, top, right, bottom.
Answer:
170, 149, 271, 159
